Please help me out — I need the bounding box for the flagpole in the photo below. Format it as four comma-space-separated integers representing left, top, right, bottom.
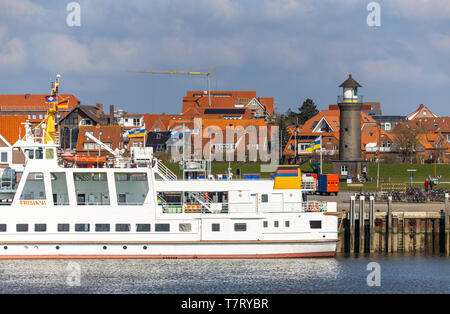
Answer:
320, 135, 323, 174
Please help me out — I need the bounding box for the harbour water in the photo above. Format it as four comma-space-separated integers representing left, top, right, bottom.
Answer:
0, 254, 448, 294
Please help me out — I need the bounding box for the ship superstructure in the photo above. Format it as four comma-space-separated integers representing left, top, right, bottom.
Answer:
0, 76, 339, 259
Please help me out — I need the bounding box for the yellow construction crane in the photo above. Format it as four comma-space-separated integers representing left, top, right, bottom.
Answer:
127, 66, 216, 107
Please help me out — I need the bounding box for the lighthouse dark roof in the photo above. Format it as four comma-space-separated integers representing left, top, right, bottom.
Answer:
339, 74, 362, 88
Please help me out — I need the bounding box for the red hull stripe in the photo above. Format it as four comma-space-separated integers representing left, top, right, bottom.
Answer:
0, 252, 336, 260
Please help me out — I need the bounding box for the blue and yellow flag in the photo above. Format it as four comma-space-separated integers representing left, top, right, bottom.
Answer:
305, 138, 321, 152
127, 126, 146, 138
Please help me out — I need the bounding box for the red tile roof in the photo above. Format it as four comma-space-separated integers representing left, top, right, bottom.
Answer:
0, 116, 28, 145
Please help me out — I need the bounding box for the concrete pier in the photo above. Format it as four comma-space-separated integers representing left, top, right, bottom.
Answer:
336, 196, 449, 255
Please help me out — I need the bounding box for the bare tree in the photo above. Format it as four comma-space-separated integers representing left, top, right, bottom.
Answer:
392, 125, 422, 163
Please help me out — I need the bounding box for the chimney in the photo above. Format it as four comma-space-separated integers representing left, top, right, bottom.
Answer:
109, 105, 115, 125
96, 103, 103, 118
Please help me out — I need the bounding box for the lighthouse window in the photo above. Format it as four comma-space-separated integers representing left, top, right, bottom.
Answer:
20, 172, 46, 201
114, 173, 149, 206
51, 172, 69, 206
74, 173, 110, 206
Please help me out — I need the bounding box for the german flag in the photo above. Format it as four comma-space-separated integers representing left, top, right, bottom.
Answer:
57, 99, 69, 109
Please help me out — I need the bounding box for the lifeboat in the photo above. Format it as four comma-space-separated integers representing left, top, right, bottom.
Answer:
60, 153, 106, 165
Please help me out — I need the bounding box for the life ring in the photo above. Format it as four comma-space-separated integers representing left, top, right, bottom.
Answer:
310, 203, 319, 212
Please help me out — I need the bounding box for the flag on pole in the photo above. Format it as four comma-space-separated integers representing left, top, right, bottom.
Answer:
305, 137, 321, 152
169, 125, 183, 138
127, 126, 146, 138
45, 95, 57, 103
57, 99, 69, 109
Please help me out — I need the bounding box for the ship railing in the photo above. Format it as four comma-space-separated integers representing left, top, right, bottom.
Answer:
154, 159, 178, 181
302, 201, 327, 212
160, 201, 229, 214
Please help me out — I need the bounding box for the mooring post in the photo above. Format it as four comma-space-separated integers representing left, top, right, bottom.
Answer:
445, 193, 449, 256
350, 195, 356, 253
359, 196, 365, 253
386, 196, 392, 253
369, 196, 375, 253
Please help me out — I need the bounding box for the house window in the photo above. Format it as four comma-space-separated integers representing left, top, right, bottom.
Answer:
341, 165, 348, 175
384, 122, 391, 131
0, 152, 7, 163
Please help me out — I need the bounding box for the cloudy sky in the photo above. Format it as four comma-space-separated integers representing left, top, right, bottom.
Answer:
1, 0, 450, 116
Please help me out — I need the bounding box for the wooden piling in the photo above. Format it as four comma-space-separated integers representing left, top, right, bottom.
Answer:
369, 196, 375, 253
359, 196, 365, 253
350, 196, 356, 253
386, 196, 392, 253
446, 193, 450, 256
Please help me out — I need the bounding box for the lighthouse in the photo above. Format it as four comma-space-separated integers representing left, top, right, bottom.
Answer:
332, 74, 369, 180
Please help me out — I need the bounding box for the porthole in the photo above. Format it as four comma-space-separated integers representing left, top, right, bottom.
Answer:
56, 246, 60, 250
123, 246, 127, 250
3, 246, 7, 250
103, 246, 107, 250
143, 246, 147, 250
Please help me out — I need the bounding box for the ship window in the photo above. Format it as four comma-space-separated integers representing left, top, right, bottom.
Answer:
285, 221, 290, 228
58, 224, 70, 232
25, 149, 34, 159
261, 194, 268, 203
75, 224, 90, 232
310, 221, 322, 229
179, 223, 191, 232
51, 172, 69, 206
0, 224, 6, 232
274, 221, 279, 228
45, 149, 54, 159
234, 223, 247, 232
35, 224, 46, 232
212, 223, 220, 232
20, 172, 46, 200
115, 224, 131, 232
114, 173, 149, 206
155, 224, 170, 232
95, 224, 110, 232
35, 148, 43, 159
263, 221, 268, 228
136, 224, 151, 232
74, 173, 110, 206
16, 224, 28, 232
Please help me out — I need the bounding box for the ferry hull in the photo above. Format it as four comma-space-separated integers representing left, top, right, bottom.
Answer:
0, 241, 337, 259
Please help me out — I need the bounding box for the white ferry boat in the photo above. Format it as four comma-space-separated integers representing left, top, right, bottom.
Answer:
0, 77, 339, 259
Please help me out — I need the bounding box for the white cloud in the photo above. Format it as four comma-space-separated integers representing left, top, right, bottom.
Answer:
358, 58, 450, 86
0, 26, 27, 71
385, 0, 450, 20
